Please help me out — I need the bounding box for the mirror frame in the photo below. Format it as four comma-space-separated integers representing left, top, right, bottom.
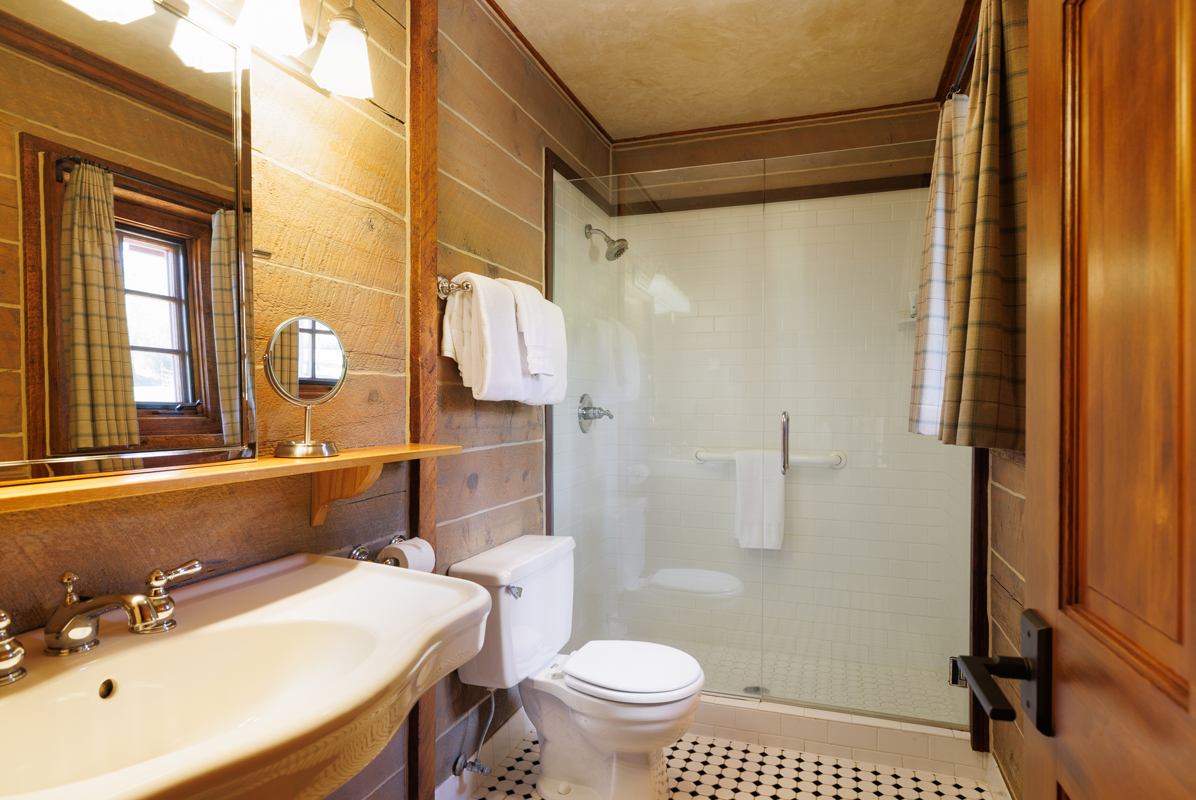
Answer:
263, 317, 349, 409
0, 8, 256, 483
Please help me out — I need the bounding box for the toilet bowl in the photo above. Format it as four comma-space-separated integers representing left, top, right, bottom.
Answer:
448, 536, 704, 800
521, 641, 704, 800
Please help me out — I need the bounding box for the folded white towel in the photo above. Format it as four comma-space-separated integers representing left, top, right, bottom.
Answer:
497, 279, 560, 376
440, 273, 525, 402
515, 314, 568, 405
734, 450, 785, 550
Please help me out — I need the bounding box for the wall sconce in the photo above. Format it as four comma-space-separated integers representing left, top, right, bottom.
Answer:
62, 0, 155, 24
310, 5, 373, 99
235, 0, 374, 99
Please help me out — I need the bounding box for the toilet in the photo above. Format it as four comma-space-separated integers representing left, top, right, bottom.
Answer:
449, 535, 704, 800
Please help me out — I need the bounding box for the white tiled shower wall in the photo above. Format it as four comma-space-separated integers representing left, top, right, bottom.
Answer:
551, 176, 971, 726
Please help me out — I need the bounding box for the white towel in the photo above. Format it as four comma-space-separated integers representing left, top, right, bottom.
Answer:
497, 279, 561, 376
440, 273, 525, 402
734, 450, 785, 550
515, 314, 568, 405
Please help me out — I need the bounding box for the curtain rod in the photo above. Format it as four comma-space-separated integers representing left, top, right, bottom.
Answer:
55, 155, 233, 211
949, 26, 980, 96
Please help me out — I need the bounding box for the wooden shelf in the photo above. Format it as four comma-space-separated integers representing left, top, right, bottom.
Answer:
0, 444, 462, 523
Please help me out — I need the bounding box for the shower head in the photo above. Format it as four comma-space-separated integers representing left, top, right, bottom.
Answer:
585, 224, 629, 261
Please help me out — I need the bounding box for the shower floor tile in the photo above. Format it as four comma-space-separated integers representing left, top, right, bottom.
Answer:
475, 736, 992, 800
664, 639, 967, 725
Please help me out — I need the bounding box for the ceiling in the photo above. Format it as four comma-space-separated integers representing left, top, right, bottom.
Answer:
491, 0, 965, 141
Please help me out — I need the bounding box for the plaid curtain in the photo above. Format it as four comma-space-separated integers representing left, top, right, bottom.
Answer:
274, 321, 300, 396
211, 209, 240, 444
60, 163, 140, 472
909, 95, 968, 436
911, 0, 1028, 451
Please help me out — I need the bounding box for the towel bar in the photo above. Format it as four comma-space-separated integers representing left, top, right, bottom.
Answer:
437, 274, 473, 300
694, 448, 847, 469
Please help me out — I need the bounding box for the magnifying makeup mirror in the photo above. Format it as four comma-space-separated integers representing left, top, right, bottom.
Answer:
263, 317, 347, 457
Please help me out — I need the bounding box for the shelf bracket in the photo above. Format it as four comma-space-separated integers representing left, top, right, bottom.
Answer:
311, 463, 384, 526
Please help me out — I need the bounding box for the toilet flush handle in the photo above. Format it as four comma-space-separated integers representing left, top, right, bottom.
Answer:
506, 585, 523, 599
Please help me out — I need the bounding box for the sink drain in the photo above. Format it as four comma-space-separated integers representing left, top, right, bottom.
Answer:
98, 679, 116, 699
743, 686, 770, 697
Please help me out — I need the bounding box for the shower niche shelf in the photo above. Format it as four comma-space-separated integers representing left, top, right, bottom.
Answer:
0, 444, 462, 524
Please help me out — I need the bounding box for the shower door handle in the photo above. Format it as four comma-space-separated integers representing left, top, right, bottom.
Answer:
780, 412, 789, 475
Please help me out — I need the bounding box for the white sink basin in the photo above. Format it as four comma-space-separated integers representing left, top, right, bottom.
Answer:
0, 554, 491, 800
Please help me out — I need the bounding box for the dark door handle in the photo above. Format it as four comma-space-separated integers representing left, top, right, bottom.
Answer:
955, 656, 1031, 721
951, 609, 1054, 736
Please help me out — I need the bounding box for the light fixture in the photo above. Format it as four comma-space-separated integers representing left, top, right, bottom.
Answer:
310, 3, 373, 99
61, 0, 155, 24
171, 17, 235, 73
234, 0, 309, 58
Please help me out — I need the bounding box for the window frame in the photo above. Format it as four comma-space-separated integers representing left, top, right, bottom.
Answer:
116, 225, 196, 407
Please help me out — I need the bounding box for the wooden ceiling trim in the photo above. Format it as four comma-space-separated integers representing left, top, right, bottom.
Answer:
479, 0, 613, 143
610, 98, 940, 148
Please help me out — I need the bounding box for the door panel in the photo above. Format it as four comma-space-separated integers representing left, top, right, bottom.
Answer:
1028, 0, 1196, 797
1075, 0, 1185, 660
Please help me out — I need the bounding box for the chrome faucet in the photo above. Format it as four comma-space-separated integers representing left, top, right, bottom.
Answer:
0, 609, 26, 686
43, 560, 203, 656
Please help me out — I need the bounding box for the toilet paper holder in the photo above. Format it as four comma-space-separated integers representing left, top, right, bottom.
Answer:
348, 535, 407, 565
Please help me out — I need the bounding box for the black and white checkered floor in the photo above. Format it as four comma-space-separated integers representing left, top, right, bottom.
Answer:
476, 735, 993, 799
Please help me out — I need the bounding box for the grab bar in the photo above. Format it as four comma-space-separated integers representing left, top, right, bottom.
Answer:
781, 411, 789, 475
693, 448, 846, 469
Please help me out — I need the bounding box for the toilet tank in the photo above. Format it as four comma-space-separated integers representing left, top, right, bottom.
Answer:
448, 535, 574, 689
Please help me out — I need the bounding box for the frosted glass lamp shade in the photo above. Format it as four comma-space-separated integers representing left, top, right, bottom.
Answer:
62, 0, 155, 24
234, 0, 309, 58
311, 9, 373, 99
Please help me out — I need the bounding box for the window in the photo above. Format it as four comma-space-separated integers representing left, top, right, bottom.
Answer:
296, 318, 342, 399
117, 226, 194, 405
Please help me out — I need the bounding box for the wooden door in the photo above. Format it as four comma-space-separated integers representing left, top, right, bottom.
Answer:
1026, 0, 1196, 797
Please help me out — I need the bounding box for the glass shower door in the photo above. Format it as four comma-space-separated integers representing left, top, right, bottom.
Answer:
551, 163, 769, 699
757, 150, 971, 725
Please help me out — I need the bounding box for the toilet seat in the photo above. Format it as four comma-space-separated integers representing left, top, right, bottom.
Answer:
648, 568, 744, 598
561, 641, 704, 704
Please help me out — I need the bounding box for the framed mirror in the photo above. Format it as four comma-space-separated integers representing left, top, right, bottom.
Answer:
0, 0, 255, 484
263, 317, 348, 458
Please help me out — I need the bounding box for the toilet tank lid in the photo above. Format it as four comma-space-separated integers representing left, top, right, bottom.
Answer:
448, 535, 575, 586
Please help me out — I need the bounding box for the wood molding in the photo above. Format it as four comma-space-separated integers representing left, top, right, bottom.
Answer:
310, 463, 384, 526
612, 173, 931, 217
408, 0, 439, 796
935, 0, 984, 101
970, 447, 991, 754
610, 99, 940, 147
478, 0, 613, 143
0, 10, 233, 137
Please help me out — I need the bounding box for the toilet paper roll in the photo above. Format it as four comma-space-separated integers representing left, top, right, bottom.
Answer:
377, 538, 436, 573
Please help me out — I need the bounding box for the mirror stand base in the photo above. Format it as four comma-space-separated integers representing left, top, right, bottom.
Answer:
274, 441, 339, 458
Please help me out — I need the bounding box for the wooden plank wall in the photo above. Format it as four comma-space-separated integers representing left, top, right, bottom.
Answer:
610, 102, 941, 177
431, 0, 610, 787
988, 449, 1026, 799
0, 2, 417, 798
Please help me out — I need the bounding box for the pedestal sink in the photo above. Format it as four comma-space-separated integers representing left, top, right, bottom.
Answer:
0, 554, 491, 800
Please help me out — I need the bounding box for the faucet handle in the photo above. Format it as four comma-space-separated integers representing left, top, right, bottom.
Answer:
0, 609, 27, 686
146, 560, 203, 597
59, 572, 81, 605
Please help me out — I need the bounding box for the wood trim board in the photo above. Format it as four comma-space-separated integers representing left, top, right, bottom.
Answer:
970, 447, 991, 754
408, 0, 440, 796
